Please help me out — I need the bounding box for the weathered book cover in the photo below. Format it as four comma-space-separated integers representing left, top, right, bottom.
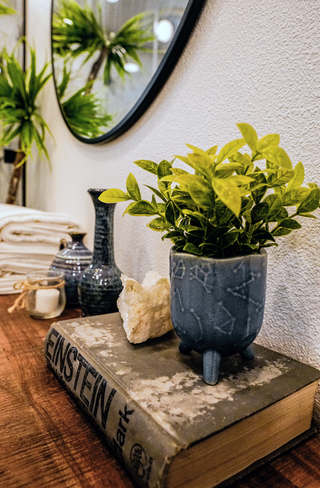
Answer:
44, 312, 320, 488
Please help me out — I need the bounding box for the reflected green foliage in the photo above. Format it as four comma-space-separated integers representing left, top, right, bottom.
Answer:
99, 123, 320, 258
52, 0, 105, 60
58, 66, 113, 138
0, 46, 52, 166
0, 1, 15, 16
52, 0, 154, 86
102, 12, 155, 85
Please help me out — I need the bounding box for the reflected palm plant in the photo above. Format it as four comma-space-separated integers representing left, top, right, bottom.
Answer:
52, 0, 154, 87
0, 1, 15, 16
57, 64, 113, 138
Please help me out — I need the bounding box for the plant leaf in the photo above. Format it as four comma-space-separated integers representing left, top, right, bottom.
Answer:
147, 217, 168, 231
297, 188, 320, 214
286, 161, 305, 191
185, 144, 207, 156
182, 243, 202, 255
250, 171, 267, 204
278, 218, 301, 230
126, 173, 141, 201
267, 169, 294, 188
99, 188, 131, 203
207, 226, 230, 241
251, 202, 269, 223
206, 144, 218, 156
212, 178, 241, 217
123, 201, 137, 216
165, 200, 179, 224
282, 188, 310, 206
272, 227, 293, 237
252, 229, 275, 242
298, 213, 317, 219
263, 194, 282, 220
216, 138, 245, 165
157, 159, 172, 179
144, 185, 166, 202
257, 133, 280, 152
134, 159, 158, 175
188, 177, 214, 208
186, 152, 215, 178
237, 123, 258, 152
127, 200, 158, 216
262, 146, 292, 169
220, 231, 239, 249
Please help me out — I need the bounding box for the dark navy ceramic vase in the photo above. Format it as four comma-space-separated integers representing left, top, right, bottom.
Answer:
78, 189, 123, 317
170, 249, 267, 385
51, 232, 92, 307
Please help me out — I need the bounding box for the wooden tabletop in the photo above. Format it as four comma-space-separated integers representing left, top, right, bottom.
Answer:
1, 293, 320, 488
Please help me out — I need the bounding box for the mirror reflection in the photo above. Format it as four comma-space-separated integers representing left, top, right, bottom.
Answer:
51, 0, 204, 143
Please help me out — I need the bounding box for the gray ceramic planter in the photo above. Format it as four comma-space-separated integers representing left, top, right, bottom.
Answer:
170, 249, 268, 385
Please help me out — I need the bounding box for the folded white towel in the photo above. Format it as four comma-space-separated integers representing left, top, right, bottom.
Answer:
0, 273, 27, 294
0, 204, 81, 295
0, 253, 55, 274
0, 203, 80, 245
0, 242, 62, 255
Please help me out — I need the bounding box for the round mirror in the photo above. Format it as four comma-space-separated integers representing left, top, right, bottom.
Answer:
51, 0, 206, 144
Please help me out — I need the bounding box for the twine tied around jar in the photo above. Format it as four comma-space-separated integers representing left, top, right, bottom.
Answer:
7, 279, 65, 314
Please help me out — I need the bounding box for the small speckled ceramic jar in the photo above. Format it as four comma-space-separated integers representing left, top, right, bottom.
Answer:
170, 249, 268, 385
51, 232, 92, 307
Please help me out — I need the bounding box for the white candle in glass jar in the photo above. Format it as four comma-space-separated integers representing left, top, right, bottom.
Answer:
36, 289, 60, 314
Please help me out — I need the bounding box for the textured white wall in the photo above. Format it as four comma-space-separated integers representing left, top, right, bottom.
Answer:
26, 0, 320, 419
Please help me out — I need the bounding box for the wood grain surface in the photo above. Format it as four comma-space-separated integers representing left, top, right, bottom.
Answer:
0, 294, 135, 488
0, 294, 320, 488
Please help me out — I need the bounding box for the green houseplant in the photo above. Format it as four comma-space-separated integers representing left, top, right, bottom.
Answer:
99, 123, 320, 384
0, 45, 52, 204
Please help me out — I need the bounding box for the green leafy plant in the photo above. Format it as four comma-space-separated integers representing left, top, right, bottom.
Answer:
52, 0, 154, 87
57, 65, 112, 138
0, 0, 15, 16
0, 45, 52, 203
99, 123, 320, 258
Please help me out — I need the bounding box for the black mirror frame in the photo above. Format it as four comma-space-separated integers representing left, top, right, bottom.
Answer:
51, 0, 207, 145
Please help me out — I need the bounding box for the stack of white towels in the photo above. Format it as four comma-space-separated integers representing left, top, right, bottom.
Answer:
0, 204, 81, 294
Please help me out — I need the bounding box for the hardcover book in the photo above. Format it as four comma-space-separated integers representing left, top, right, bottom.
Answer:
44, 312, 320, 488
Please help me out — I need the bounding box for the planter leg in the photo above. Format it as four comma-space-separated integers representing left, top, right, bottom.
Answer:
202, 350, 221, 385
179, 340, 192, 355
240, 344, 254, 360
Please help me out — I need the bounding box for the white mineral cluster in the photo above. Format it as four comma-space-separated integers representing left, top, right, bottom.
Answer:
117, 271, 173, 344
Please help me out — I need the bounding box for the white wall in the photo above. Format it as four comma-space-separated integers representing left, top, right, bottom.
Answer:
26, 0, 320, 420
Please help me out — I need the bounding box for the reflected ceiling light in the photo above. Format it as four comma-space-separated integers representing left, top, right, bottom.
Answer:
154, 19, 174, 43
124, 63, 140, 73
106, 0, 119, 3
63, 18, 73, 25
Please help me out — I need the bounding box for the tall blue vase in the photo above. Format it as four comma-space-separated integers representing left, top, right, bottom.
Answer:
78, 189, 123, 316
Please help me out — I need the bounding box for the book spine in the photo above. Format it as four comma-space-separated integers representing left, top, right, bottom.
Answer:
44, 323, 181, 488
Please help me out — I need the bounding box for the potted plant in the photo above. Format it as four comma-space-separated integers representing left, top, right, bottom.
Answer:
0, 45, 52, 204
99, 123, 320, 384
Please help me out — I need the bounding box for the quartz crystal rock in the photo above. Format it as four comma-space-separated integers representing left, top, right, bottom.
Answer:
117, 271, 173, 344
